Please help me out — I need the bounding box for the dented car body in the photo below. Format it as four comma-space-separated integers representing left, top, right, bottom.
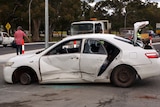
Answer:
3, 21, 160, 87
3, 33, 160, 87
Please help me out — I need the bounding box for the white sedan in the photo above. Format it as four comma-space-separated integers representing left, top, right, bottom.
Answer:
3, 21, 160, 87
0, 32, 14, 47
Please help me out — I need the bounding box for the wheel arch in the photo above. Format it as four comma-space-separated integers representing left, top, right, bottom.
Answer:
12, 66, 38, 84
110, 64, 140, 82
109, 64, 141, 87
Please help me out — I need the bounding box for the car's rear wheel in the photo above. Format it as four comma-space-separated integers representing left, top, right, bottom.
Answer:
111, 65, 136, 88
20, 72, 32, 85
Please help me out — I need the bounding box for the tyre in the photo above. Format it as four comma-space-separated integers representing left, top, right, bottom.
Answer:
20, 72, 32, 85
111, 65, 136, 88
3, 44, 7, 47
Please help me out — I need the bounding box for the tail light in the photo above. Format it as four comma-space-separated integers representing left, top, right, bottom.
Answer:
145, 52, 159, 58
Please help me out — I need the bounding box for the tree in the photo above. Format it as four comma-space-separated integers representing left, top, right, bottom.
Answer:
125, 0, 160, 29
1, 0, 160, 37
48, 0, 81, 39
0, 0, 28, 32
94, 0, 160, 31
0, 0, 82, 41
94, 0, 125, 31
30, 0, 45, 41
81, 0, 96, 20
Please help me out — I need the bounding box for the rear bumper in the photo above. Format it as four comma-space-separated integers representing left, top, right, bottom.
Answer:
135, 59, 160, 79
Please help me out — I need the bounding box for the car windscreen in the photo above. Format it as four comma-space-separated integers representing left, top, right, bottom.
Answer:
71, 23, 93, 35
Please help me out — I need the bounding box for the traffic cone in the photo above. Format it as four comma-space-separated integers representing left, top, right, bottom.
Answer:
149, 36, 152, 46
74, 40, 76, 48
22, 39, 25, 54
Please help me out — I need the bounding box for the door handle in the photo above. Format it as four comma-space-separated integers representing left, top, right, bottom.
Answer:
71, 57, 79, 59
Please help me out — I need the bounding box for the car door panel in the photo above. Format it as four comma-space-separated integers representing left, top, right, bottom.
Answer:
40, 54, 81, 82
80, 54, 107, 81
80, 39, 108, 81
40, 39, 82, 82
40, 56, 60, 81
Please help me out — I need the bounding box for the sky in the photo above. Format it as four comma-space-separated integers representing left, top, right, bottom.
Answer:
142, 0, 160, 7
86, 0, 160, 15
92, 0, 160, 7
94, 0, 159, 2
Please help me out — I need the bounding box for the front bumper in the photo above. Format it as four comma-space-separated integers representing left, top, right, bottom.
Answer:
3, 66, 16, 83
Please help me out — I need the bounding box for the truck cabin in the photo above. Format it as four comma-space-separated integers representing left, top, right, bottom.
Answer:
70, 20, 110, 35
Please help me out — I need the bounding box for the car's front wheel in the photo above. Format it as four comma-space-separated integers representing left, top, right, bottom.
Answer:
111, 65, 136, 88
20, 72, 32, 85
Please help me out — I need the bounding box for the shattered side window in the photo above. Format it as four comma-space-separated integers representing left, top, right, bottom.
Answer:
83, 39, 108, 55
46, 39, 82, 55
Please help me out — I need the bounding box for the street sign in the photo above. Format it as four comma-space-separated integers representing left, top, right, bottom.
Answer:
5, 22, 11, 30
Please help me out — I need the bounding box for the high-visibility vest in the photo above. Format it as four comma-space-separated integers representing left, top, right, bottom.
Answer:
137, 32, 141, 38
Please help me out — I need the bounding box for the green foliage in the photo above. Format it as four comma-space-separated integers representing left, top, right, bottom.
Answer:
95, 0, 160, 31
0, 0, 160, 40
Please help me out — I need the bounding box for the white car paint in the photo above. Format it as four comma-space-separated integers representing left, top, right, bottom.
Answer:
0, 32, 14, 47
80, 54, 107, 81
3, 21, 160, 87
40, 53, 81, 82
3, 33, 160, 87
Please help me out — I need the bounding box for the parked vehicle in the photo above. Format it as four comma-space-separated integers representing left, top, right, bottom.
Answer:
145, 30, 158, 38
156, 23, 160, 36
0, 32, 14, 47
70, 19, 111, 35
119, 28, 134, 39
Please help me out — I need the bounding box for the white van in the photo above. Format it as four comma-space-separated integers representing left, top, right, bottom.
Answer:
0, 32, 14, 47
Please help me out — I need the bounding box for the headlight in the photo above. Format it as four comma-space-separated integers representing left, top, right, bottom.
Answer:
5, 62, 14, 66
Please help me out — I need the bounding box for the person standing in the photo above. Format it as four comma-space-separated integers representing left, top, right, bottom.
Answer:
14, 26, 29, 55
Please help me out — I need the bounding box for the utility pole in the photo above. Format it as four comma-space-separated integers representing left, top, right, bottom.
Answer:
124, 11, 135, 29
45, 0, 49, 48
29, 0, 33, 36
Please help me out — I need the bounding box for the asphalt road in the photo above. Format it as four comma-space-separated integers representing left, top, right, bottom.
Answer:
0, 42, 160, 107
0, 63, 160, 107
0, 42, 54, 55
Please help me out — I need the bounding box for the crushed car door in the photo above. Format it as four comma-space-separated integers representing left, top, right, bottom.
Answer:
80, 39, 108, 81
40, 39, 82, 82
